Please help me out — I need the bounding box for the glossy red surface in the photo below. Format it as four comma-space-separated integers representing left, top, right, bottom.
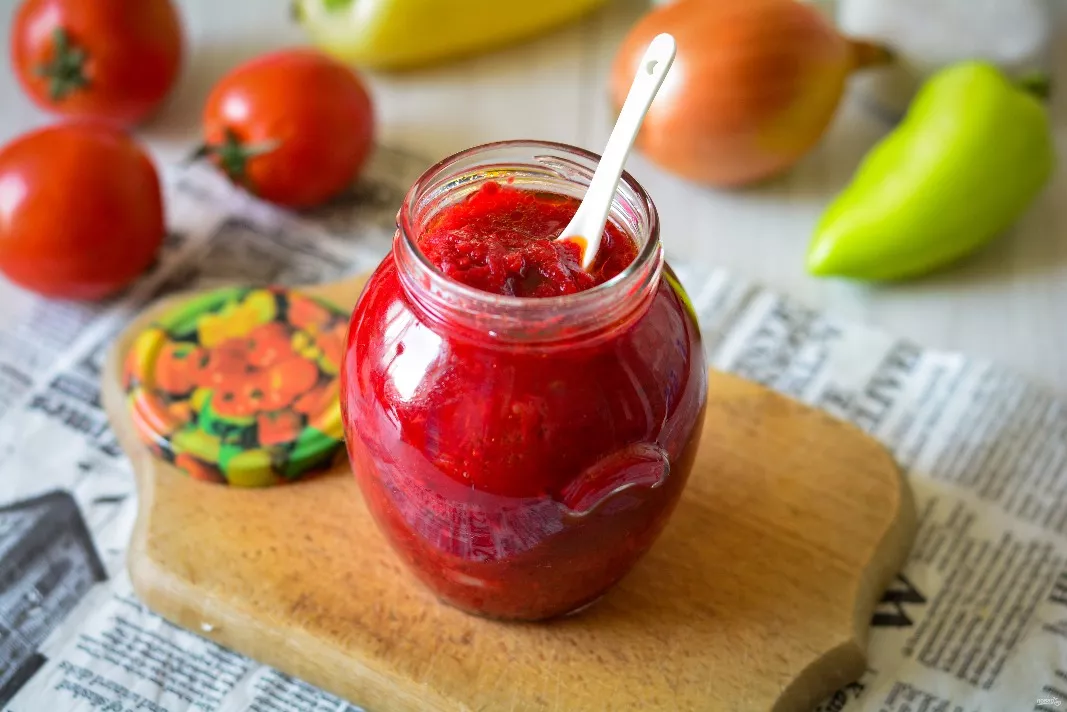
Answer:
418, 181, 636, 297
341, 183, 707, 620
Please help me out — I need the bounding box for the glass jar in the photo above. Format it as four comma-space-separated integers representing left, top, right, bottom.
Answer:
340, 140, 707, 621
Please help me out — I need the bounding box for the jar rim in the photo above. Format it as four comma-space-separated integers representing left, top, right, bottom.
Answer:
397, 139, 661, 311
394, 139, 664, 346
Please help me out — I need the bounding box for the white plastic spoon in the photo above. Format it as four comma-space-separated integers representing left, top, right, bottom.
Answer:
557, 33, 677, 270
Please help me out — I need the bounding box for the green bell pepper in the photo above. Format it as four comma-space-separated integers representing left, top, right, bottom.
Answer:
807, 61, 1054, 281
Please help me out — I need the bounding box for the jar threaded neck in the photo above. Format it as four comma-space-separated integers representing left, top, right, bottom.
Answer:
394, 140, 662, 348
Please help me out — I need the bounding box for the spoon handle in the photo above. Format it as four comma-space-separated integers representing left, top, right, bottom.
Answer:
565, 33, 676, 270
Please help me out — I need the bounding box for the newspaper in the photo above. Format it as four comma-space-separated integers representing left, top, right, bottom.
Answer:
1, 147, 1065, 712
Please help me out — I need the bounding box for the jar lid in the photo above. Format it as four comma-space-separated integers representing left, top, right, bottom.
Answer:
123, 286, 348, 487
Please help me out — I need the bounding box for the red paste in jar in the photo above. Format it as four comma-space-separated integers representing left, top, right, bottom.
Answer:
342, 180, 707, 620
418, 181, 637, 297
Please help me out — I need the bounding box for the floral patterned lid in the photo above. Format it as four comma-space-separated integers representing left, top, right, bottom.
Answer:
123, 286, 348, 487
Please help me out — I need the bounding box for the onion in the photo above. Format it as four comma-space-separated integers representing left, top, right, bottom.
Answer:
611, 0, 891, 188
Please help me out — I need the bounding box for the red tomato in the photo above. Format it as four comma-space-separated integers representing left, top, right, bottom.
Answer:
0, 124, 165, 300
201, 49, 375, 209
11, 0, 183, 127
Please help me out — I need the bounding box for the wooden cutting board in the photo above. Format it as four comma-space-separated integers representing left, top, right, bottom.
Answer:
103, 274, 915, 712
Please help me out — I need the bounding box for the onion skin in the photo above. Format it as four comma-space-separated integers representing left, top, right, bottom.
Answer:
612, 0, 891, 188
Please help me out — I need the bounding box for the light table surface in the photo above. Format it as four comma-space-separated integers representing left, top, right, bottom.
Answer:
1, 0, 1065, 393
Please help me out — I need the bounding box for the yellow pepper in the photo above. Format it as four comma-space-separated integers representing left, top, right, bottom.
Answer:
292, 0, 611, 70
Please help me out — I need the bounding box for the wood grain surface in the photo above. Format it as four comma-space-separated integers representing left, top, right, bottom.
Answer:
103, 275, 915, 712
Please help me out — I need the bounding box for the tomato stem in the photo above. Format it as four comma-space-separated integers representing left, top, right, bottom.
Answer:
34, 28, 90, 101
193, 129, 280, 190
291, 0, 352, 23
